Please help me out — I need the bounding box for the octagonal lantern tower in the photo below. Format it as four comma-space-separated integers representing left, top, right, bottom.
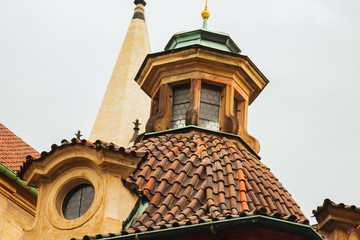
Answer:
135, 28, 268, 153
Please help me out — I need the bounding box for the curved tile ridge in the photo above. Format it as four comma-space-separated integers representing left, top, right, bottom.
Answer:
313, 198, 360, 216
125, 129, 309, 232
238, 168, 250, 211
18, 138, 145, 179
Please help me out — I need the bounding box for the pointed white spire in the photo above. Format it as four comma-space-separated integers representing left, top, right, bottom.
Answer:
89, 1, 151, 146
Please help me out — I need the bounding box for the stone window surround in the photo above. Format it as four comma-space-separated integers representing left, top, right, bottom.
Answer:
45, 167, 104, 230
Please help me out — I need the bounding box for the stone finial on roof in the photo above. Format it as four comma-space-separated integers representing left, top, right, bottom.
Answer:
75, 130, 83, 139
133, 119, 141, 131
129, 119, 141, 144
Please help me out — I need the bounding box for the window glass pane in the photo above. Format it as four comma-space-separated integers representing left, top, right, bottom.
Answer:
172, 86, 190, 129
199, 103, 220, 122
173, 88, 190, 105
62, 186, 82, 220
199, 84, 220, 130
200, 87, 221, 105
172, 103, 189, 121
79, 185, 95, 216
62, 183, 95, 220
199, 119, 220, 131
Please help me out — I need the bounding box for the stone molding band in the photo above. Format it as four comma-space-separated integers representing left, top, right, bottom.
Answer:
133, 12, 145, 20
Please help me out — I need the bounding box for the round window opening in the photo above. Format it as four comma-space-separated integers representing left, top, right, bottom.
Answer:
62, 183, 95, 220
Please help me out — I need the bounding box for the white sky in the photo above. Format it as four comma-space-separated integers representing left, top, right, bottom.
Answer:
1, 0, 359, 224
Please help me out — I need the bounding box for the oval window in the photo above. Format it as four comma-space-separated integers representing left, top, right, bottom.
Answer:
62, 183, 95, 220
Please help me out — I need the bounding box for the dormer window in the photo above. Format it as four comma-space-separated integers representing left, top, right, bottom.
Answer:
199, 84, 221, 130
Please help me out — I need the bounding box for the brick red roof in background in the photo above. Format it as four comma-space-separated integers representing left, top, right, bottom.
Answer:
121, 129, 308, 235
0, 123, 39, 172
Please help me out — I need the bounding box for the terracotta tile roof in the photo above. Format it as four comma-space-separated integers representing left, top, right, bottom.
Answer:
313, 198, 360, 216
0, 123, 39, 172
18, 127, 308, 240
122, 130, 308, 233
76, 128, 308, 239
18, 138, 146, 179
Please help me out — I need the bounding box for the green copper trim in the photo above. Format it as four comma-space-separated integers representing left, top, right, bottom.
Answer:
202, 18, 208, 29
0, 162, 38, 197
122, 198, 149, 230
103, 215, 322, 240
165, 29, 241, 54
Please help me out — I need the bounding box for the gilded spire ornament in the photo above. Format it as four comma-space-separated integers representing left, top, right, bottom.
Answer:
201, 0, 210, 29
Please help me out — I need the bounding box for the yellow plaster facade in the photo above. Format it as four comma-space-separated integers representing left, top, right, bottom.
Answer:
0, 174, 36, 240
21, 144, 144, 240
90, 3, 151, 147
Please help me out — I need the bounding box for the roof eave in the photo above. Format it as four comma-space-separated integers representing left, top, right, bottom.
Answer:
100, 216, 322, 240
0, 162, 38, 197
135, 44, 269, 87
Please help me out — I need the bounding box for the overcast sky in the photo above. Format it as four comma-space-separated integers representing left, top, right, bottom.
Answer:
1, 0, 359, 224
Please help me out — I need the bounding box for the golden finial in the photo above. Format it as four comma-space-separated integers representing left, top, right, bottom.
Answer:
201, 0, 210, 29
201, 0, 210, 19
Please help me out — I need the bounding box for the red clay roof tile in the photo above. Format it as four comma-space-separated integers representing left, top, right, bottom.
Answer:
20, 127, 310, 240
122, 128, 308, 235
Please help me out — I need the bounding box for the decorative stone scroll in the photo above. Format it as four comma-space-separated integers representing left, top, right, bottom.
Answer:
146, 84, 172, 132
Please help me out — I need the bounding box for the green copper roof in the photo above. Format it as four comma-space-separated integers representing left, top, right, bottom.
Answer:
164, 29, 241, 54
